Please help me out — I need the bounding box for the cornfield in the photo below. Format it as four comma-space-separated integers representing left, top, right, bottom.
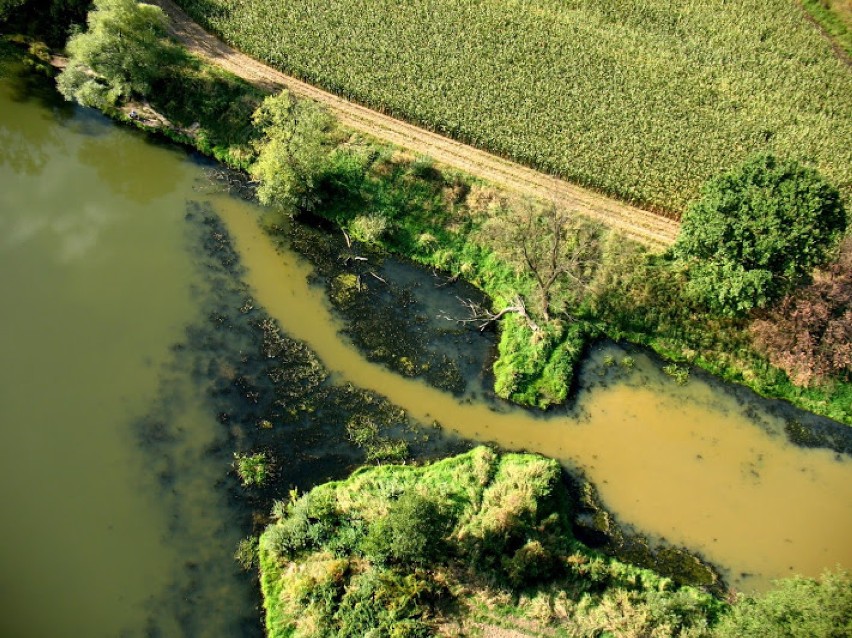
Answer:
176, 0, 852, 215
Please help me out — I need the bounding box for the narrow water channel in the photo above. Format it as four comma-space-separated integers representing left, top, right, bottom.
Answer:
212, 194, 852, 594
2, 53, 851, 638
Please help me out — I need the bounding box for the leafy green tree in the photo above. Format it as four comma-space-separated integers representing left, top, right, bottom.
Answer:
674, 154, 846, 316
1, 0, 91, 45
249, 90, 333, 213
0, 0, 28, 22
56, 0, 175, 107
361, 491, 451, 567
714, 568, 852, 637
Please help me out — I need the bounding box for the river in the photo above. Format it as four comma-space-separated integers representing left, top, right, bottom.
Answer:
1, 56, 850, 637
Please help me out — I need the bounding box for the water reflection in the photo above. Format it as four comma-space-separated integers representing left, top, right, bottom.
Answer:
77, 130, 187, 204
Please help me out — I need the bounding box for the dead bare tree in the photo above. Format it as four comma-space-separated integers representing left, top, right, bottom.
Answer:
479, 200, 603, 322
439, 294, 540, 333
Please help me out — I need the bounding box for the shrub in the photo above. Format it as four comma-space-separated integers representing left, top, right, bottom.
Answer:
333, 569, 435, 638
349, 213, 389, 244
361, 491, 451, 567
750, 236, 852, 386
714, 568, 852, 638
234, 536, 259, 570
234, 451, 269, 486
503, 540, 558, 587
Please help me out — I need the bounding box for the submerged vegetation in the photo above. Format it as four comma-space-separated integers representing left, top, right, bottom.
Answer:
175, 0, 852, 213
234, 451, 270, 487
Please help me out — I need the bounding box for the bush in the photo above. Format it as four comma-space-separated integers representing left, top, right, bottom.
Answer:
750, 236, 852, 386
234, 451, 269, 486
714, 568, 852, 638
349, 213, 389, 244
234, 536, 259, 570
503, 540, 558, 587
493, 315, 588, 408
333, 569, 435, 638
361, 491, 451, 567
674, 154, 847, 317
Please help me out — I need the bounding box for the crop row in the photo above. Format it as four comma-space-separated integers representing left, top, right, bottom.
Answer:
176, 0, 852, 214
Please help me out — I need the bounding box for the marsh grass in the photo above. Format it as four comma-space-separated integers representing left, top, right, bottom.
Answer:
258, 448, 723, 637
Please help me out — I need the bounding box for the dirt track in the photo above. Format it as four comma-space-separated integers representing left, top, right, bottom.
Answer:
152, 0, 680, 249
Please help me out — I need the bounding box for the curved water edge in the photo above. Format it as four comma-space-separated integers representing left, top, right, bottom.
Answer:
0, 60, 261, 637
212, 193, 852, 593
2, 51, 851, 638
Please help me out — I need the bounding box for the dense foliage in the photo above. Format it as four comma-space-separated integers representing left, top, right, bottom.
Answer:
317, 139, 852, 419
0, 0, 90, 46
751, 237, 852, 386
674, 154, 847, 316
175, 0, 852, 213
56, 0, 176, 107
0, 0, 27, 21
250, 90, 334, 213
259, 448, 721, 637
714, 569, 852, 638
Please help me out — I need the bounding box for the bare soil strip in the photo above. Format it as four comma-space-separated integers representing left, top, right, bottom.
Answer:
152, 0, 680, 249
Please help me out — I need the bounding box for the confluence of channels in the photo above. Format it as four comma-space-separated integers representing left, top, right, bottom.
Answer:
151, 0, 680, 250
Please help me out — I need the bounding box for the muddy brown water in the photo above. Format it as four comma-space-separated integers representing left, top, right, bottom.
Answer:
213, 187, 852, 594
1, 54, 851, 638
0, 61, 260, 637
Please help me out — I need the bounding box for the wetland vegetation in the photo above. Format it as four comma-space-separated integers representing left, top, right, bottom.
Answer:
2, 1, 852, 636
29, 0, 849, 420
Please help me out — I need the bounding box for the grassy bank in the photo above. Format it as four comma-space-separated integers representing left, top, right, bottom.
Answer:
801, 0, 852, 57
258, 447, 724, 637
174, 0, 852, 214
10, 0, 848, 422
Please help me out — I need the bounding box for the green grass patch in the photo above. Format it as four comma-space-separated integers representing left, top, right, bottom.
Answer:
147, 51, 267, 168
801, 0, 852, 57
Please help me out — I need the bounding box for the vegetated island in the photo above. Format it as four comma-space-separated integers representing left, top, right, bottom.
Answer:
258, 447, 851, 637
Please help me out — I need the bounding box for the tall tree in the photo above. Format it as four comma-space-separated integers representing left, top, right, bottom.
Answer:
673, 154, 846, 317
249, 90, 333, 213
480, 201, 602, 322
56, 0, 173, 108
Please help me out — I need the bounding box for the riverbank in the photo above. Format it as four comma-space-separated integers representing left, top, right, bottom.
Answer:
3, 30, 851, 637
7, 7, 848, 424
